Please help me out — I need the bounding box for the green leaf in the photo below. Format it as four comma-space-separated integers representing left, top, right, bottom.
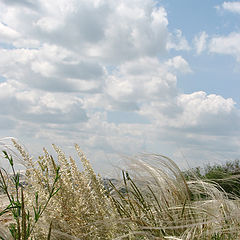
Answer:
2, 151, 13, 166
51, 187, 60, 197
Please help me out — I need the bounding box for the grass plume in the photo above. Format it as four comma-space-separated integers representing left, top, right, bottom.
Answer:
0, 139, 239, 239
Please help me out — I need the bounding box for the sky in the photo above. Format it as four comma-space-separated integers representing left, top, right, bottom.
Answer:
0, 0, 240, 174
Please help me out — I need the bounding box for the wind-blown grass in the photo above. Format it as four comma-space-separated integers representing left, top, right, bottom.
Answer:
0, 139, 239, 239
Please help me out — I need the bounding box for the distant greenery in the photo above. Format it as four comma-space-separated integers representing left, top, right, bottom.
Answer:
184, 159, 240, 198
0, 139, 240, 239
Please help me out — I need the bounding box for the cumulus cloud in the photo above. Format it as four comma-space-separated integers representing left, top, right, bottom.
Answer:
138, 90, 238, 131
0, 0, 239, 172
167, 29, 191, 51
220, 1, 240, 14
104, 56, 187, 111
86, 3, 169, 63
0, 81, 88, 124
207, 4, 240, 64
0, 0, 170, 64
166, 56, 192, 74
176, 92, 236, 128
209, 32, 240, 61
0, 45, 106, 92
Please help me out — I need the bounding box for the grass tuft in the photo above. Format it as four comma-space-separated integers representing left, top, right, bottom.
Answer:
0, 140, 239, 239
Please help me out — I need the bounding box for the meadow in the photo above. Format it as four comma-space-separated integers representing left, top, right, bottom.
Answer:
0, 139, 240, 239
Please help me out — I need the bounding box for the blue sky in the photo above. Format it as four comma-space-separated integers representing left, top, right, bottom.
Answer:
164, 0, 240, 102
0, 0, 240, 174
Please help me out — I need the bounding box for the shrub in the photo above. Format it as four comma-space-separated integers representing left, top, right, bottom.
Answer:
184, 160, 240, 198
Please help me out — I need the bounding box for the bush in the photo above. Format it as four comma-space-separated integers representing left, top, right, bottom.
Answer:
184, 160, 240, 198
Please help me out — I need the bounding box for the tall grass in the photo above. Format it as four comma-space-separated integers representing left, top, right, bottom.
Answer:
0, 139, 240, 239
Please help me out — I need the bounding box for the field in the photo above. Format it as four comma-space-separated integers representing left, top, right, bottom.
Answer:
0, 139, 240, 239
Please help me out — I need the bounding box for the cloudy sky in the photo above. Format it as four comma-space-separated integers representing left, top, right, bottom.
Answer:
0, 0, 240, 173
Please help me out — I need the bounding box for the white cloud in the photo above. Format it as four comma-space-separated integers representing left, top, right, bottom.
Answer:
176, 91, 236, 127
104, 56, 186, 111
86, 4, 169, 63
167, 29, 191, 51
0, 0, 170, 64
35, 17, 63, 32
194, 31, 208, 55
209, 32, 240, 61
31, 60, 56, 77
0, 80, 88, 124
0, 22, 20, 43
221, 1, 240, 14
0, 0, 37, 8
166, 56, 192, 74
138, 90, 237, 131
0, 0, 239, 173
0, 45, 105, 92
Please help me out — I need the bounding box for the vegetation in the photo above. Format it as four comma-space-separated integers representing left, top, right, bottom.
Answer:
0, 139, 239, 239
184, 160, 240, 198
0, 144, 60, 240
